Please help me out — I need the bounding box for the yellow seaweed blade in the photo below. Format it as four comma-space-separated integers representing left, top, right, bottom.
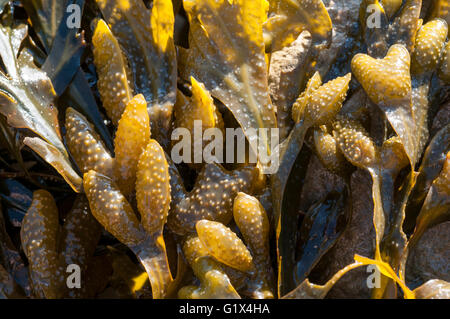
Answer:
304, 73, 351, 127
92, 19, 133, 125
353, 255, 415, 299
196, 219, 254, 273
96, 0, 177, 145
151, 0, 175, 53
65, 107, 114, 178
333, 117, 378, 170
292, 71, 322, 124
263, 0, 332, 51
412, 19, 448, 74
131, 272, 149, 293
174, 77, 223, 131
83, 170, 146, 247
136, 139, 171, 235
381, 0, 402, 19
114, 94, 151, 196
352, 44, 411, 106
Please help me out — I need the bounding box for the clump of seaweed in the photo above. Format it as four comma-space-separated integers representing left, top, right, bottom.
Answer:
0, 0, 449, 300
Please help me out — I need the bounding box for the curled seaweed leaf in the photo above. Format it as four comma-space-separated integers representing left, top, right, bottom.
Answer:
179, 236, 240, 299
23, 137, 82, 192
407, 152, 450, 250
283, 254, 415, 299
0, 19, 83, 191
181, 0, 276, 170
24, 0, 113, 150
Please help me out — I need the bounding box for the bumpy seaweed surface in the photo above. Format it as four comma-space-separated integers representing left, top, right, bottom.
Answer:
0, 0, 448, 299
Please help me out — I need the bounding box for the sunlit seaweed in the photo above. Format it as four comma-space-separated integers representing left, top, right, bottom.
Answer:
0, 0, 449, 300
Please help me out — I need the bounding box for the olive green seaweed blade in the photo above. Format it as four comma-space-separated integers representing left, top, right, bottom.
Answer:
20, 190, 63, 298
404, 124, 450, 233
0, 19, 83, 191
408, 152, 450, 249
387, 0, 422, 52
294, 191, 350, 286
